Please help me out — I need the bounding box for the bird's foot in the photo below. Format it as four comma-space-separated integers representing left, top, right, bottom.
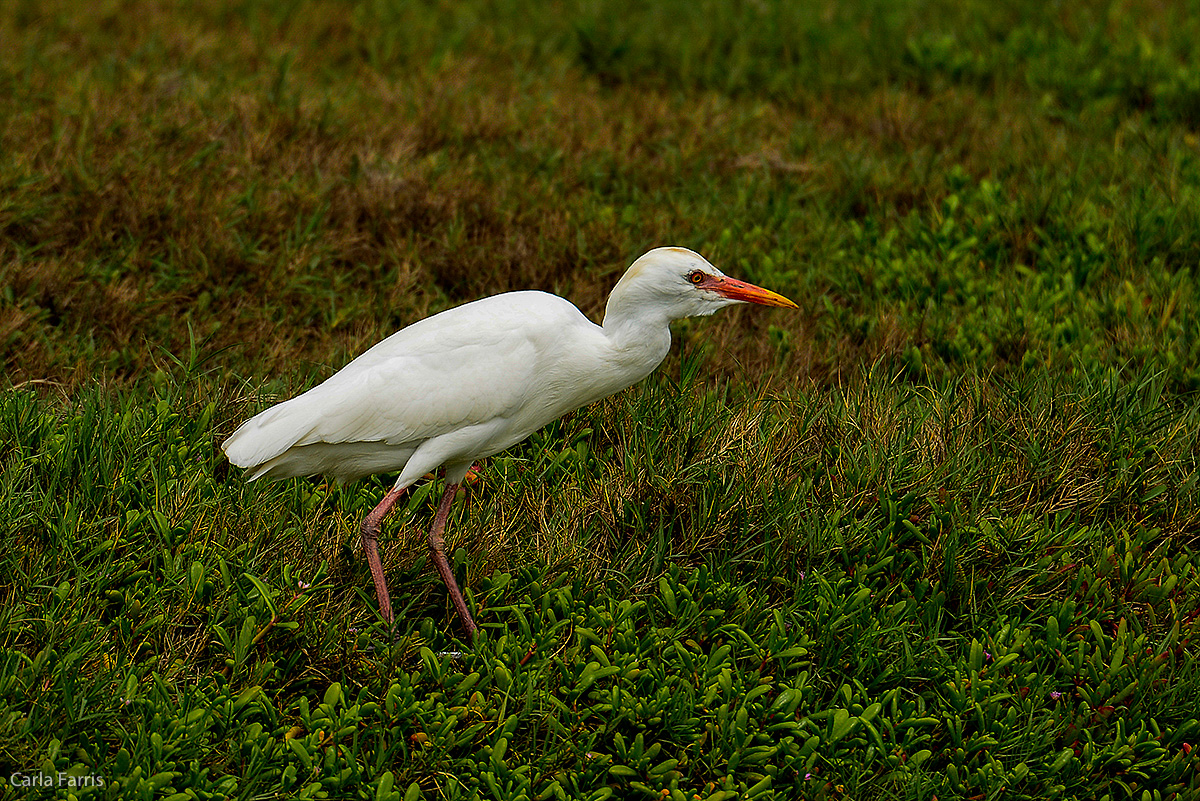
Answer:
428, 541, 479, 640
360, 488, 406, 628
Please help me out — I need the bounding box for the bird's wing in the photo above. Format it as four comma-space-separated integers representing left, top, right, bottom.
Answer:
296, 329, 540, 447
223, 292, 586, 469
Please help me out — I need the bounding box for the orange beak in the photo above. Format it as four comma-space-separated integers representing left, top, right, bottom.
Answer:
699, 275, 798, 308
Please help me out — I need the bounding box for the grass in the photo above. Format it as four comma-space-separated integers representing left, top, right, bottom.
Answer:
2, 0, 1200, 798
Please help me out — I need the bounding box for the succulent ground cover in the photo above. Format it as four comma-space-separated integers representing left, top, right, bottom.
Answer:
2, 1, 1199, 798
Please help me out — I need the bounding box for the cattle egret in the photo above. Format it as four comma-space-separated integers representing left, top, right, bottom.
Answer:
223, 247, 796, 639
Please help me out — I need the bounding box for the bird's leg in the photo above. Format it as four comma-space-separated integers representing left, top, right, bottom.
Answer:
427, 478, 479, 640
360, 487, 406, 628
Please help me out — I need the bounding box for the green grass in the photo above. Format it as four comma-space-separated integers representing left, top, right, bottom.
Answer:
2, 0, 1200, 798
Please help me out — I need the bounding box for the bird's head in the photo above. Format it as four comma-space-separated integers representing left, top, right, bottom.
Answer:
606, 247, 797, 322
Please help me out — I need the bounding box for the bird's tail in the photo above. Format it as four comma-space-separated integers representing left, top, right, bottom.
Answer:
222, 394, 322, 480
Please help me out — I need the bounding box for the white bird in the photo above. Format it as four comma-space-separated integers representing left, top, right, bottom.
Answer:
223, 247, 796, 639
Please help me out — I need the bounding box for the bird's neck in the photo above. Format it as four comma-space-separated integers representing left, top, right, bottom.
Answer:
600, 299, 674, 372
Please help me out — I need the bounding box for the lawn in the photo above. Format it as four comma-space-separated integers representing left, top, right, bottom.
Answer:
2, 1, 1199, 798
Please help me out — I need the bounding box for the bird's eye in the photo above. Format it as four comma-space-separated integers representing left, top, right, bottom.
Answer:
687, 270, 705, 285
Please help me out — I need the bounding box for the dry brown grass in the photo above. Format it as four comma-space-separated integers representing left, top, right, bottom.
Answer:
9, 1, 1191, 393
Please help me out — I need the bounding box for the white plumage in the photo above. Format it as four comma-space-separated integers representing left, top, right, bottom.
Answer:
224, 247, 796, 638
224, 291, 658, 485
